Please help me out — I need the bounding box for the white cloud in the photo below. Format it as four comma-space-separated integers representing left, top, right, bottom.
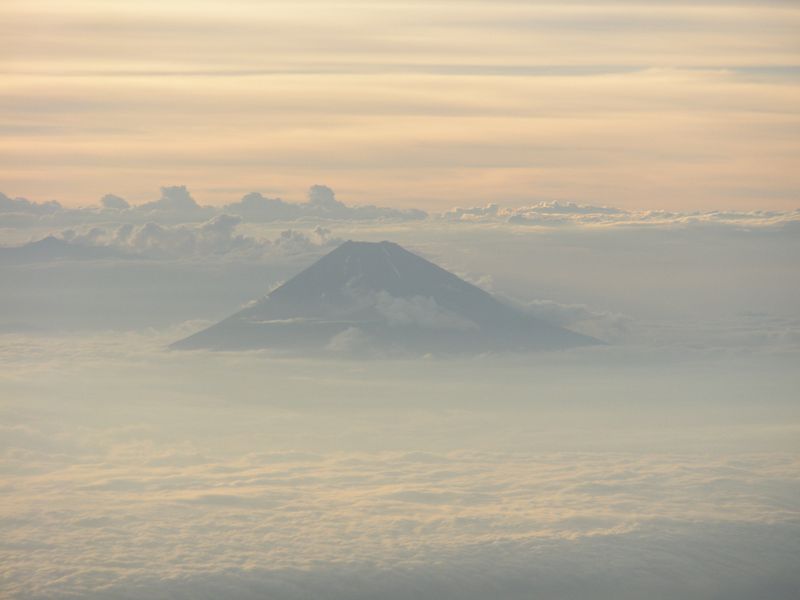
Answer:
0, 191, 62, 216
49, 218, 340, 260
272, 226, 341, 255
326, 326, 373, 353
372, 291, 477, 331
136, 185, 204, 213
440, 201, 800, 230
0, 327, 797, 598
100, 193, 130, 210
225, 185, 427, 222
518, 299, 633, 342
0, 185, 428, 230
2, 423, 798, 599
4, 185, 798, 233
223, 191, 303, 221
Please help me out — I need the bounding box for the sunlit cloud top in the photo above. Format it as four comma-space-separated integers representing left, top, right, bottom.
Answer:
1, 0, 799, 209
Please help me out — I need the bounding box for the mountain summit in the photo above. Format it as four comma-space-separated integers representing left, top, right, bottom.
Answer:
171, 241, 597, 355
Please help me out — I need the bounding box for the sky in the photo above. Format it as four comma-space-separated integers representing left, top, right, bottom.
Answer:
2, 0, 800, 209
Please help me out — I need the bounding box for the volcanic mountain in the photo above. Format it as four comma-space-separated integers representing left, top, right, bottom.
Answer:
171, 241, 598, 355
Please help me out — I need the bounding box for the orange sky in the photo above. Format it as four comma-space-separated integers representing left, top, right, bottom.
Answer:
1, 0, 799, 210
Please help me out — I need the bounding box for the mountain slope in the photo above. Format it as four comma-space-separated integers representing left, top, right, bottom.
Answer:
172, 241, 598, 355
0, 236, 129, 264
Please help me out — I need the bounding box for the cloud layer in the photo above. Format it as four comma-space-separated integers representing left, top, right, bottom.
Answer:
224, 185, 427, 222
2, 185, 798, 235
442, 201, 800, 230
3, 426, 798, 599
1, 327, 798, 598
54, 218, 339, 260
0, 185, 427, 229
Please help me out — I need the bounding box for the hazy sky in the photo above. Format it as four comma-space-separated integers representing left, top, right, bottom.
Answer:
1, 0, 799, 209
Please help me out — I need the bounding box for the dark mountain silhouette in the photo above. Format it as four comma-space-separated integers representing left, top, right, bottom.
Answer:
172, 241, 598, 355
0, 236, 129, 264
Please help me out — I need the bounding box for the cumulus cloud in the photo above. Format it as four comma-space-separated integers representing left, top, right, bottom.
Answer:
0, 186, 216, 229
0, 218, 341, 263
135, 185, 208, 215
272, 226, 341, 255
5, 185, 796, 233
307, 184, 342, 211
518, 299, 633, 342
441, 201, 623, 224
0, 185, 426, 229
123, 214, 255, 258
94, 186, 245, 224
100, 193, 130, 210
225, 185, 428, 222
88, 218, 338, 259
0, 187, 209, 229
440, 201, 800, 230
0, 191, 62, 215
223, 191, 303, 221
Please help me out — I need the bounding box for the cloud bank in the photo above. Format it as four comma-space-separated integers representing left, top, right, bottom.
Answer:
54, 218, 340, 260
0, 185, 428, 229
2, 185, 797, 234
442, 201, 800, 230
1, 327, 798, 598
224, 185, 427, 222
3, 429, 798, 599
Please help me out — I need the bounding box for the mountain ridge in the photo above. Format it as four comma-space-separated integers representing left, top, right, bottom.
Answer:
172, 240, 599, 355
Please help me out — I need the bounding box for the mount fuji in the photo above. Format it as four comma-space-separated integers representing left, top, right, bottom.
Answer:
171, 241, 598, 355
